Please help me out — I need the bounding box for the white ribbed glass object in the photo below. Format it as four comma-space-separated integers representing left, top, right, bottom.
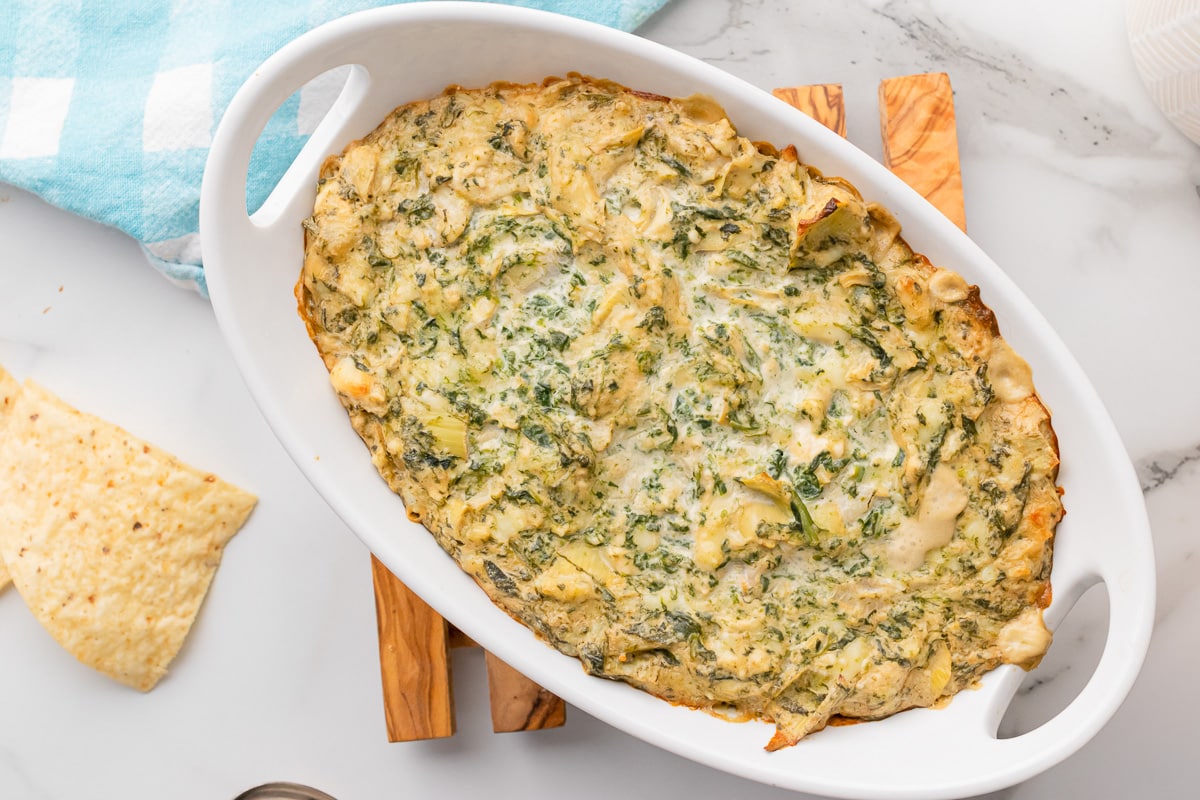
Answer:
1128, 0, 1200, 144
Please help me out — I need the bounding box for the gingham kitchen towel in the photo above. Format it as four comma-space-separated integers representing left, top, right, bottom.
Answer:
0, 0, 671, 295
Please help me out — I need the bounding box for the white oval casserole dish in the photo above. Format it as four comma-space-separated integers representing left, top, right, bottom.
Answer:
199, 4, 1156, 798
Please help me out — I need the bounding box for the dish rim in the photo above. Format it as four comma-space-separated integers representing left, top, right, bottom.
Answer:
199, 4, 1156, 798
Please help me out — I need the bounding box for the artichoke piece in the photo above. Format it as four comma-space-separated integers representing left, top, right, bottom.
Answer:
737, 472, 792, 504
926, 640, 952, 696
427, 414, 468, 459
791, 196, 872, 269
737, 472, 821, 546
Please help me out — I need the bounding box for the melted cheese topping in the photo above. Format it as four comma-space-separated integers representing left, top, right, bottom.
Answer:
998, 607, 1054, 668
299, 76, 1064, 748
885, 464, 969, 571
988, 340, 1035, 404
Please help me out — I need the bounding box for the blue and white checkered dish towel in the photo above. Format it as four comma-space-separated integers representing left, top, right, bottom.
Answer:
0, 0, 672, 296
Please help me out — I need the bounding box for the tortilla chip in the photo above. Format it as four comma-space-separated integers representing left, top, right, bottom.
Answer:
0, 366, 21, 593
0, 379, 256, 690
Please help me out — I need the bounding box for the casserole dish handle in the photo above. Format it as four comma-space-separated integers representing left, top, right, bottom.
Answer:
958, 489, 1155, 775
202, 48, 375, 250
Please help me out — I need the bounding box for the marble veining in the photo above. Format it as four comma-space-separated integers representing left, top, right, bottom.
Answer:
2, 1, 1197, 799
1137, 443, 1200, 494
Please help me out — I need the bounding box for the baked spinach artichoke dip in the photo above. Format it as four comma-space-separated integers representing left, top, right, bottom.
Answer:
298, 75, 1063, 748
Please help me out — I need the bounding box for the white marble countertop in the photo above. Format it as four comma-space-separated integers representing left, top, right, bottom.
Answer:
1, 1, 1197, 798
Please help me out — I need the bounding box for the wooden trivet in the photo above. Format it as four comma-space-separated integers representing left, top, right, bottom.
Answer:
371, 555, 563, 740
371, 71, 964, 743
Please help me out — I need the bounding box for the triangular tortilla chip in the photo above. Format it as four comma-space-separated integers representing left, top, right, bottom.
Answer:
0, 379, 256, 690
0, 366, 21, 593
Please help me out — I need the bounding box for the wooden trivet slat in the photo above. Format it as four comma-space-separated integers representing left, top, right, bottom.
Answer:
772, 84, 847, 137
372, 554, 565, 741
484, 651, 568, 733
370, 556, 455, 741
878, 72, 966, 231
371, 71, 963, 743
